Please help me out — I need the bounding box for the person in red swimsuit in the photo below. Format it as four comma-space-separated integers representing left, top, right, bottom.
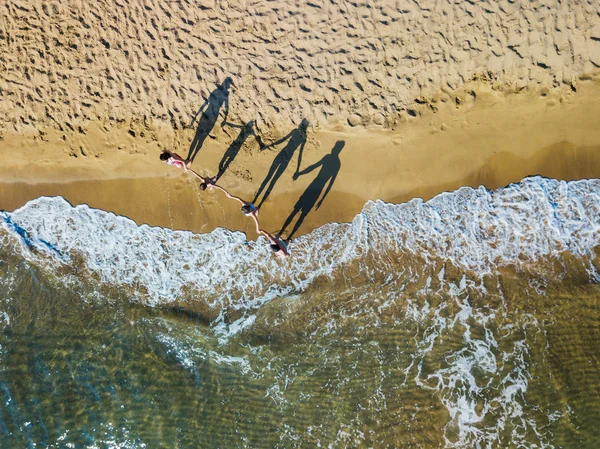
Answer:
160, 151, 191, 171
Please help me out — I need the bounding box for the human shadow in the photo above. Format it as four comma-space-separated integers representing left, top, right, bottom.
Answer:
214, 120, 265, 182
186, 77, 232, 163
280, 140, 345, 239
253, 118, 309, 209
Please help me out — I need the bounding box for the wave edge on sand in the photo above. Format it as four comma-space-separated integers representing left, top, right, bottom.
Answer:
1, 175, 599, 334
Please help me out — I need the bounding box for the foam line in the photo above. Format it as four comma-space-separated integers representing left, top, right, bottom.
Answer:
2, 176, 599, 335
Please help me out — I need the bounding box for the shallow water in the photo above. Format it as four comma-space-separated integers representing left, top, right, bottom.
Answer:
1, 177, 600, 448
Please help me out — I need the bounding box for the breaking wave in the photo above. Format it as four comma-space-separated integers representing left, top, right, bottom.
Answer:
2, 176, 599, 313
1, 175, 599, 448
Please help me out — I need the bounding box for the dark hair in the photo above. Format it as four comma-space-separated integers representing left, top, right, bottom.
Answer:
269, 244, 279, 252
241, 204, 252, 214
200, 183, 207, 191
159, 152, 170, 161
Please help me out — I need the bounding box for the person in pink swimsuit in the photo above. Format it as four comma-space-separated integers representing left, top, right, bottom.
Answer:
160, 151, 191, 171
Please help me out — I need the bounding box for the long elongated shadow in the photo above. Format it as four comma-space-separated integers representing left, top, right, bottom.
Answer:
253, 119, 309, 209
186, 77, 232, 163
214, 120, 258, 182
280, 140, 345, 239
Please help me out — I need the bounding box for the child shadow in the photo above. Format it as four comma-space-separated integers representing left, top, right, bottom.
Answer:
280, 140, 345, 239
187, 77, 232, 163
253, 118, 309, 209
214, 120, 265, 182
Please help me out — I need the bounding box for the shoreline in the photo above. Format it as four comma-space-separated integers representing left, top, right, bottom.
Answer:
2, 78, 600, 238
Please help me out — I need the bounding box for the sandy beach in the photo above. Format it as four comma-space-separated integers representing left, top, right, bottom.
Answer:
4, 3, 600, 445
1, 1, 600, 238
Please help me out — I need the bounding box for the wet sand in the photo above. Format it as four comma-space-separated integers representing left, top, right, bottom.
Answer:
2, 1, 600, 238
2, 78, 600, 238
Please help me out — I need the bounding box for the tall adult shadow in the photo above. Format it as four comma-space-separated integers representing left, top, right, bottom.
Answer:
253, 118, 309, 209
214, 120, 264, 182
280, 140, 345, 239
186, 77, 232, 163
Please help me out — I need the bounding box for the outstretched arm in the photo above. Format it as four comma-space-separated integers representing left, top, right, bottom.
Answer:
188, 169, 213, 184
295, 156, 324, 178
251, 214, 261, 234
221, 121, 245, 129
210, 184, 246, 206
223, 191, 246, 206
264, 129, 293, 149
259, 228, 277, 244
190, 97, 209, 126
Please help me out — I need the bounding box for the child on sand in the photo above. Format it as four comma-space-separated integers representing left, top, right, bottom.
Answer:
160, 150, 191, 171
204, 182, 258, 217
250, 214, 289, 257
182, 165, 256, 218
199, 178, 287, 255
193, 175, 287, 256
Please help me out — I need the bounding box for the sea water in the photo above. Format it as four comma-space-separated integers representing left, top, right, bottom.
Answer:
0, 176, 599, 448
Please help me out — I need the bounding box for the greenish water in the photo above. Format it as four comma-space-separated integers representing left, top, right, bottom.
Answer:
2, 179, 600, 448
1, 257, 599, 448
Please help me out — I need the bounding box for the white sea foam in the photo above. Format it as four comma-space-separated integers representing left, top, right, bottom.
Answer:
1, 176, 599, 338
364, 177, 600, 274
3, 176, 596, 448
407, 288, 548, 448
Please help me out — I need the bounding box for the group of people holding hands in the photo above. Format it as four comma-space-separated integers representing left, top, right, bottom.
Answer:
159, 150, 290, 257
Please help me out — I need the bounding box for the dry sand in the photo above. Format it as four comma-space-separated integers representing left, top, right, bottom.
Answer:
1, 1, 600, 238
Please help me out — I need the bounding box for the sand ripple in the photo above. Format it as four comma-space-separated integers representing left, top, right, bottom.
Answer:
1, 0, 599, 132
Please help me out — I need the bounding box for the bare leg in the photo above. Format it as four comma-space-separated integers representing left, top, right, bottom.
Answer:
251, 214, 261, 234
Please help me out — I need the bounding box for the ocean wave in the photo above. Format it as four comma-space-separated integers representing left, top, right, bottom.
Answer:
1, 176, 599, 331
2, 175, 598, 447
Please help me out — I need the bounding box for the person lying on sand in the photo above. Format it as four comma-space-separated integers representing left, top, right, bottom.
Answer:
184, 167, 257, 219
205, 182, 259, 217
190, 172, 216, 190
250, 214, 289, 257
160, 150, 191, 171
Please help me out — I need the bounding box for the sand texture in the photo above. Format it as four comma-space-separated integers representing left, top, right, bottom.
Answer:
1, 0, 600, 133
1, 1, 600, 239
2, 77, 600, 238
